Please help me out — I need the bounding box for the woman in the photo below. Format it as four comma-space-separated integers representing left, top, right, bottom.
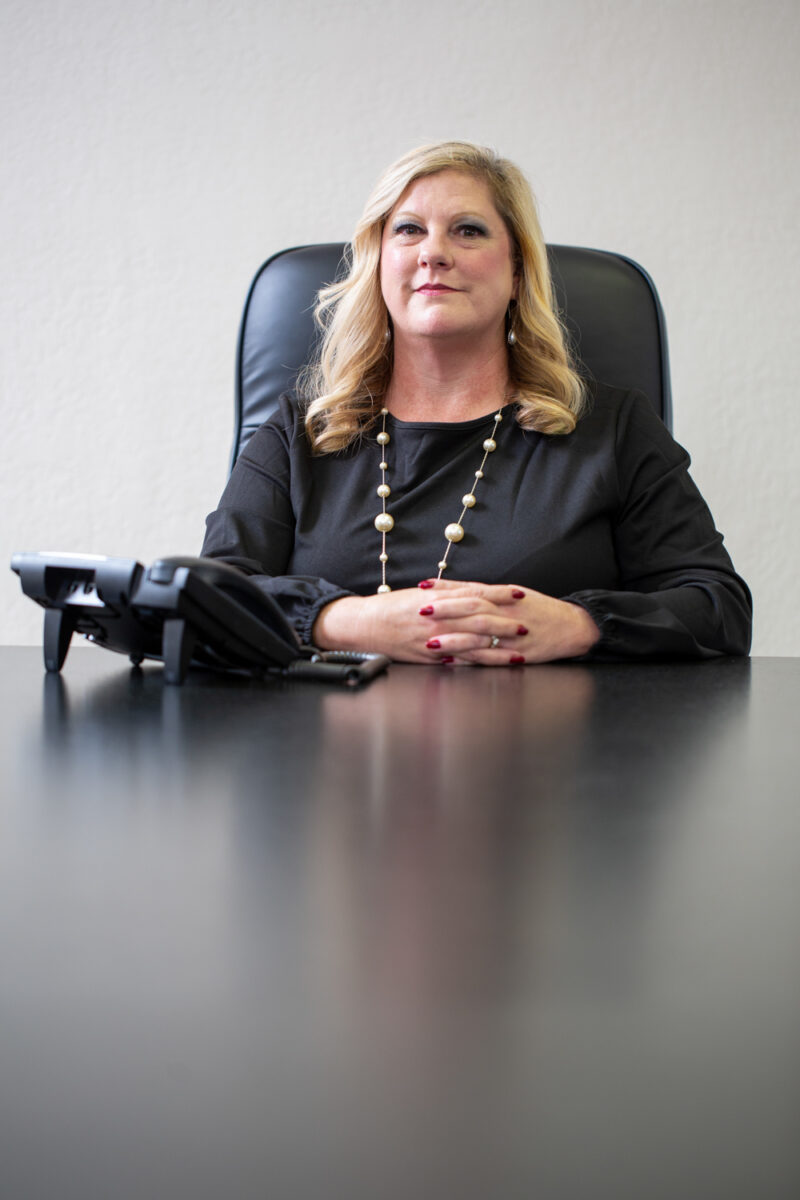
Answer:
202, 142, 752, 664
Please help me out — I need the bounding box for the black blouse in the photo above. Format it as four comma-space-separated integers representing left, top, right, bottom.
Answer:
201, 385, 752, 658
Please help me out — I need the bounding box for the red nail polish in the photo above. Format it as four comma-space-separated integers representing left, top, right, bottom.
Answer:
517, 625, 529, 636
509, 654, 526, 665
418, 579, 435, 589
439, 656, 455, 664
426, 638, 441, 649
511, 589, 525, 599
419, 605, 434, 616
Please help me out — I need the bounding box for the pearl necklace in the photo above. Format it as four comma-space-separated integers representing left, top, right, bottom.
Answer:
373, 406, 504, 593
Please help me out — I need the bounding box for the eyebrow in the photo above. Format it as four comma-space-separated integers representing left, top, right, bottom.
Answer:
390, 210, 493, 225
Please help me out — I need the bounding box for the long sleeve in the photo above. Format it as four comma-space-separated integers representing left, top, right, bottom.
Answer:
201, 405, 354, 645
566, 392, 752, 659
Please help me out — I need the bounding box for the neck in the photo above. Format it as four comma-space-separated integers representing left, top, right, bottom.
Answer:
386, 335, 511, 422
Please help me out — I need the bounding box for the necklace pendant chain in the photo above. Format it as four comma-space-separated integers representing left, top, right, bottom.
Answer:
373, 406, 504, 594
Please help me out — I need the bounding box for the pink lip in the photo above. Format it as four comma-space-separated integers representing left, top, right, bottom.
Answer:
416, 284, 458, 294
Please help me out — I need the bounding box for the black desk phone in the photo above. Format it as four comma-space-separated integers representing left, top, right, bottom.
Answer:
10, 552, 390, 686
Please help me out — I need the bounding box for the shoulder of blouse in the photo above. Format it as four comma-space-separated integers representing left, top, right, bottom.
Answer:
571, 380, 679, 450
245, 391, 308, 446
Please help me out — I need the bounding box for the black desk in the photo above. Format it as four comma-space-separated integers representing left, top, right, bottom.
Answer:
1, 648, 798, 1199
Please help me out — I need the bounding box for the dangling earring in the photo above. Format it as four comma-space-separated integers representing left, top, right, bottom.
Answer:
506, 306, 517, 346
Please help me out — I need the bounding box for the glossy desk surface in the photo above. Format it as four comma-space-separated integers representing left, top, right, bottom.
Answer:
1, 648, 798, 1199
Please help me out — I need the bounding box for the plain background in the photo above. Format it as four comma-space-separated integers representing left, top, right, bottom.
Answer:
2, 0, 798, 653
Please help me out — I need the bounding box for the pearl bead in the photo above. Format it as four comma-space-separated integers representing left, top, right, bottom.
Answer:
377, 583, 391, 593
377, 431, 390, 445
380, 407, 388, 415
462, 493, 476, 508
475, 469, 484, 479
438, 560, 449, 570
379, 553, 388, 563
379, 461, 388, 470
377, 484, 391, 498
445, 523, 464, 543
374, 513, 394, 533
495, 412, 503, 421
483, 438, 497, 452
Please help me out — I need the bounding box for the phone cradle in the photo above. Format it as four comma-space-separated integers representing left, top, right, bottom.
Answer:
12, 552, 390, 687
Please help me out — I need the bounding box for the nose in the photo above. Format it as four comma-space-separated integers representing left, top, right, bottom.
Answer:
418, 229, 452, 269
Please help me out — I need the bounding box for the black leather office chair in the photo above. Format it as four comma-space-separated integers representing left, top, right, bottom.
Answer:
230, 243, 671, 470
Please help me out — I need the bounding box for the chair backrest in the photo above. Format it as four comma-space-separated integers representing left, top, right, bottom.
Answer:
231, 242, 671, 470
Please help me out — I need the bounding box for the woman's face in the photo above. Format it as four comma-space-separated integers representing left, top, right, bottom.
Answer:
380, 169, 518, 349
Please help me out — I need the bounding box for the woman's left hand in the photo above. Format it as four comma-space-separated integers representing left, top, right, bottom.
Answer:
415, 579, 601, 665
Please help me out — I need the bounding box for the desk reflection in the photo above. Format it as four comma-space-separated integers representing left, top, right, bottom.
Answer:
20, 658, 752, 1034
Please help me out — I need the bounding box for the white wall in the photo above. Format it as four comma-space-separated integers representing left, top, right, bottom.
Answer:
3, 0, 798, 653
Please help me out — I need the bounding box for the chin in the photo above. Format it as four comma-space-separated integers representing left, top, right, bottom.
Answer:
411, 316, 480, 340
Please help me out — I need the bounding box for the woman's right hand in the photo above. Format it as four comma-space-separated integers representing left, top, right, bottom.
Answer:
312, 590, 443, 663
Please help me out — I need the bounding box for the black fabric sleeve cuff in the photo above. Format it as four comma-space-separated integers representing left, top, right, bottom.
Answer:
247, 575, 355, 647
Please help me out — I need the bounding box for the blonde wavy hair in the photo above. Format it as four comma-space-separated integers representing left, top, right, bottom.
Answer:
301, 141, 586, 453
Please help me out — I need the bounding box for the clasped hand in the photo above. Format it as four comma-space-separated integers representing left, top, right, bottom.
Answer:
314, 578, 600, 666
